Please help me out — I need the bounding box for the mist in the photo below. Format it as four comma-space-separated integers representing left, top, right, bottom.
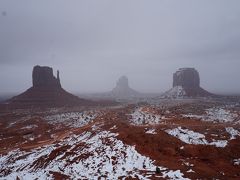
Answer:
0, 0, 240, 95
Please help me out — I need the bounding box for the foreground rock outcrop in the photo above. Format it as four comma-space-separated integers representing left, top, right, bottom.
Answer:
5, 65, 94, 108
163, 68, 213, 98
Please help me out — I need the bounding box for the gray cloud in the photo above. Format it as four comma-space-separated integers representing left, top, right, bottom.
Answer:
0, 0, 240, 94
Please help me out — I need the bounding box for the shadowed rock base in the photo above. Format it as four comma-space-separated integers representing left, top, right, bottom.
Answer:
8, 86, 92, 108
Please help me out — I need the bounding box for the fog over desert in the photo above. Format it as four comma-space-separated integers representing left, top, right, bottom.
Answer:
0, 1, 240, 179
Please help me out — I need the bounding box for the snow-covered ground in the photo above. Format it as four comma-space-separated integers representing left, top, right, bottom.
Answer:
206, 108, 238, 123
45, 111, 99, 128
225, 127, 240, 140
162, 86, 186, 99
130, 108, 162, 125
165, 127, 240, 148
0, 129, 189, 179
182, 107, 238, 123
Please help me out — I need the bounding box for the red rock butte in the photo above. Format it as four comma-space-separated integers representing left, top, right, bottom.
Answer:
5, 65, 93, 108
164, 68, 213, 98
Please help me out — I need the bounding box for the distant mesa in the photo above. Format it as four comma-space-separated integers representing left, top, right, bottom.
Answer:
163, 68, 213, 98
110, 76, 140, 99
5, 65, 93, 108
79, 76, 141, 101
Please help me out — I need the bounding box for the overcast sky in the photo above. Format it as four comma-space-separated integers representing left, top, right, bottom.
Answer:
0, 0, 240, 95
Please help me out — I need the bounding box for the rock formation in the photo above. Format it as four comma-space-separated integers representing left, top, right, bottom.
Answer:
173, 68, 200, 89
110, 76, 140, 99
112, 76, 131, 94
163, 68, 212, 98
32, 66, 61, 88
6, 65, 93, 108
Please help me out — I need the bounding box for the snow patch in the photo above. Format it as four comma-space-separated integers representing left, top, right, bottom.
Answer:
45, 111, 99, 128
182, 107, 238, 123
233, 159, 240, 165
130, 108, 162, 125
206, 108, 238, 123
165, 127, 228, 148
162, 170, 189, 179
187, 169, 195, 173
21, 124, 38, 130
145, 129, 157, 135
162, 86, 186, 99
225, 127, 240, 140
110, 125, 117, 130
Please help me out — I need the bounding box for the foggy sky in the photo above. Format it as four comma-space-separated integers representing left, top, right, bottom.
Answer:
0, 0, 240, 95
